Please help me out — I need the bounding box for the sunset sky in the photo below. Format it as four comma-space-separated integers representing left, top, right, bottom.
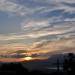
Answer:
0, 0, 75, 60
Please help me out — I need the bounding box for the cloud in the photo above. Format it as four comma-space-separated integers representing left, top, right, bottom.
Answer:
0, 33, 29, 41
15, 50, 27, 54
0, 0, 45, 16
0, 0, 75, 20
0, 0, 26, 16
64, 18, 75, 21
0, 0, 75, 18
1, 21, 75, 45
33, 0, 75, 20
31, 54, 40, 57
21, 19, 50, 31
62, 2, 75, 7
1, 0, 75, 57
0, 43, 29, 51
33, 0, 75, 3
32, 37, 75, 54
21, 20, 75, 39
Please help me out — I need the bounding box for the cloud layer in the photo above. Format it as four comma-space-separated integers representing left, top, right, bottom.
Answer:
0, 0, 75, 58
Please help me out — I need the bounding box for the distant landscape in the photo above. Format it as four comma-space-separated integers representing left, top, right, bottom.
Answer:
0, 53, 75, 75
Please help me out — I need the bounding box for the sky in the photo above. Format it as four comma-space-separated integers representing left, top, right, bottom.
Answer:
0, 0, 75, 60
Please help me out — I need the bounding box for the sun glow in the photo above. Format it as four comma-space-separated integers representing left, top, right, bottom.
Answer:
25, 57, 32, 61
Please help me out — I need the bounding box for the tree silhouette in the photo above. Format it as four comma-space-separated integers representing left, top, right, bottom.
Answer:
63, 53, 75, 75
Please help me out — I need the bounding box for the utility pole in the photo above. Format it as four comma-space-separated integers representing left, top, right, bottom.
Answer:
57, 58, 60, 72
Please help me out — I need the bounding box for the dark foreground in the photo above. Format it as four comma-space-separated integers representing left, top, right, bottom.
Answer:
0, 63, 62, 75
0, 53, 75, 75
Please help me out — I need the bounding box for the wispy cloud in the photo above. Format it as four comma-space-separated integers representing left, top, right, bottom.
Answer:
0, 0, 75, 57
21, 20, 75, 38
0, 0, 48, 16
32, 37, 75, 53
0, 0, 26, 16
